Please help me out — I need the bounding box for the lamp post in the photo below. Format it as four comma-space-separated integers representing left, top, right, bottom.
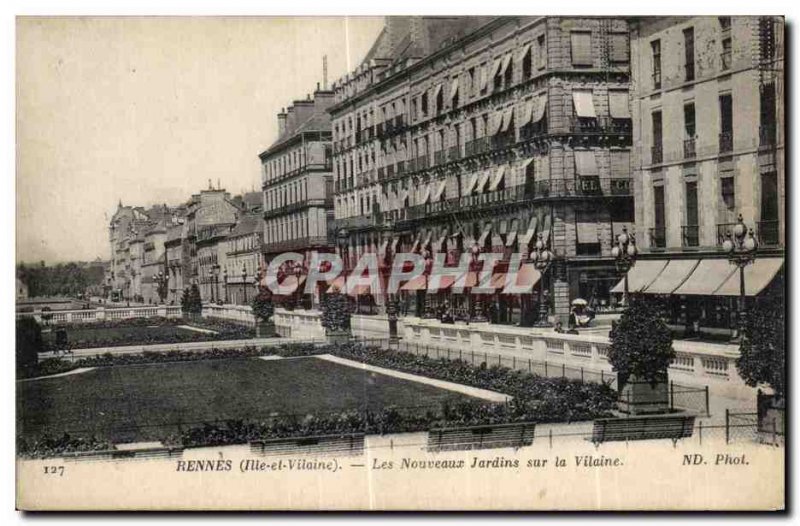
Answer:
155, 269, 169, 304
293, 263, 303, 309
223, 267, 229, 304
722, 213, 758, 342
241, 265, 249, 305
208, 268, 215, 303
213, 265, 220, 304
421, 250, 435, 318
530, 233, 553, 327
387, 294, 400, 343
611, 226, 638, 307
470, 244, 487, 322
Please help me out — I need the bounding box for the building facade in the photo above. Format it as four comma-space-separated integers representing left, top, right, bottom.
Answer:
224, 196, 264, 305
624, 16, 784, 335
259, 87, 336, 303
329, 16, 634, 322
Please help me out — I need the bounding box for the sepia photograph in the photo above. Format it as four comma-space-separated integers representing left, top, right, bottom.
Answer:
13, 11, 786, 511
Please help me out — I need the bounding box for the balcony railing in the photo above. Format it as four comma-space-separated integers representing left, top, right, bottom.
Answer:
396, 161, 405, 176
719, 131, 733, 153
651, 144, 663, 164
448, 146, 462, 162
386, 164, 395, 179
759, 124, 777, 148
416, 156, 430, 171
649, 227, 667, 249
757, 220, 780, 246
570, 117, 601, 134
394, 178, 633, 225
433, 150, 447, 166
464, 137, 490, 157
683, 138, 696, 159
715, 222, 738, 245
681, 225, 700, 248
491, 132, 516, 151
264, 236, 331, 254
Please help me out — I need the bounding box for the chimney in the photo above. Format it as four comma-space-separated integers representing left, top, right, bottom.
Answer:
277, 107, 287, 136
292, 98, 315, 128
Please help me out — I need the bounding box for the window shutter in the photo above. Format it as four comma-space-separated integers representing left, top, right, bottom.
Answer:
570, 32, 593, 66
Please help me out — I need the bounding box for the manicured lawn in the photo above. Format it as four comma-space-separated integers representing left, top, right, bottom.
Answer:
17, 357, 477, 444
43, 325, 201, 347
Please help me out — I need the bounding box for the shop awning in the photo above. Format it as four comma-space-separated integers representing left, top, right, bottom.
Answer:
519, 98, 534, 124
500, 107, 514, 132
499, 53, 513, 77
423, 230, 433, 249
609, 91, 631, 119
713, 257, 784, 297
401, 275, 428, 291
518, 43, 532, 62
476, 170, 492, 193
575, 150, 599, 176
489, 57, 503, 80
505, 231, 518, 247
465, 172, 479, 194
326, 276, 346, 293
449, 78, 459, 101
489, 273, 507, 290
531, 94, 548, 123
433, 230, 448, 253
572, 90, 597, 118
540, 214, 552, 245
673, 259, 738, 296
489, 111, 504, 135
520, 157, 534, 175
433, 179, 447, 201
432, 84, 443, 102
478, 223, 492, 246
518, 216, 538, 248
501, 263, 542, 294
419, 184, 431, 205
348, 283, 373, 297
489, 166, 506, 191
643, 259, 700, 294
610, 259, 668, 294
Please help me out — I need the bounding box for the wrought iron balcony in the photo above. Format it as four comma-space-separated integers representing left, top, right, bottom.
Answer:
396, 161, 405, 175
651, 144, 663, 164
464, 137, 490, 157
433, 150, 447, 166
649, 227, 666, 249
448, 146, 462, 162
653, 70, 661, 90
416, 156, 430, 171
683, 138, 696, 159
386, 164, 395, 179
759, 124, 777, 148
719, 131, 733, 153
681, 225, 700, 248
757, 220, 780, 246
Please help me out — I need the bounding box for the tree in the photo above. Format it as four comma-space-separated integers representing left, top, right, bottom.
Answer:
608, 296, 675, 387
16, 317, 43, 374
737, 295, 785, 399
320, 292, 352, 333
181, 284, 203, 316
251, 287, 275, 322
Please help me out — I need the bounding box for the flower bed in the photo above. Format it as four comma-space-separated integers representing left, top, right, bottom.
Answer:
17, 433, 111, 459
42, 317, 256, 351
19, 342, 616, 454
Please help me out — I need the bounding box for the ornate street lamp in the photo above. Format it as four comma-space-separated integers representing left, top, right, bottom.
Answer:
155, 269, 169, 304
421, 250, 436, 318
470, 244, 487, 322
722, 213, 758, 342
530, 233, 553, 327
208, 267, 215, 303
223, 267, 229, 304
386, 294, 401, 344
241, 264, 249, 305
611, 226, 638, 306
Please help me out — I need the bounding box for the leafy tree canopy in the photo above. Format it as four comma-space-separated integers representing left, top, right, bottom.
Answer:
737, 295, 785, 399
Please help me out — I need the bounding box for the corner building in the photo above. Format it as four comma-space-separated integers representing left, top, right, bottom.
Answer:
329, 16, 634, 323
623, 16, 784, 335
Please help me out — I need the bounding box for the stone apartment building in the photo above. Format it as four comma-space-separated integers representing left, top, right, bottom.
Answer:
329, 16, 634, 323
140, 210, 169, 304
622, 16, 784, 334
164, 210, 189, 305
259, 87, 336, 302
224, 193, 263, 305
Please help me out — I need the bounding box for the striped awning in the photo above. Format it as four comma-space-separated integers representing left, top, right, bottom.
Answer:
673, 259, 737, 296
610, 259, 668, 294
501, 263, 542, 294
713, 257, 784, 296
643, 259, 700, 295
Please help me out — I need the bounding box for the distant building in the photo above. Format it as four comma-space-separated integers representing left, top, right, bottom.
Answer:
259, 88, 336, 282
224, 209, 263, 305
623, 16, 784, 334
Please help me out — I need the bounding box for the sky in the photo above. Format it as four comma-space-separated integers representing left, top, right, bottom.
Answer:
15, 16, 384, 264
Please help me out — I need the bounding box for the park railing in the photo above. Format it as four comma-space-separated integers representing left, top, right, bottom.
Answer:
17, 305, 182, 324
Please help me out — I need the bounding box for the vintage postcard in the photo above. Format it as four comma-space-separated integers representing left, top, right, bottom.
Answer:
15, 15, 785, 511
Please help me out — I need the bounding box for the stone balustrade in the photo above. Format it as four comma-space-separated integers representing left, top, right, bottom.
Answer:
16, 305, 182, 324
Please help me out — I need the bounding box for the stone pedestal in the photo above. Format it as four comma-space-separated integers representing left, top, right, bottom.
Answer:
618, 375, 669, 415
326, 330, 351, 344
256, 321, 276, 338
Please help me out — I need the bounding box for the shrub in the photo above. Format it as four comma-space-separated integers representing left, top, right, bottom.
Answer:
608, 296, 675, 388
16, 318, 43, 376
251, 288, 275, 322
737, 295, 785, 399
320, 293, 352, 333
